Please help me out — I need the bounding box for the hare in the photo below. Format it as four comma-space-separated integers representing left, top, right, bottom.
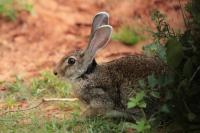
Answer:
54, 12, 168, 121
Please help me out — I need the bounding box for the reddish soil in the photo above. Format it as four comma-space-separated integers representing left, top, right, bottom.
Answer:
0, 0, 188, 81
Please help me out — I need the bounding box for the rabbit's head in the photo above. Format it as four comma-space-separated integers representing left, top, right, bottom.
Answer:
54, 12, 112, 81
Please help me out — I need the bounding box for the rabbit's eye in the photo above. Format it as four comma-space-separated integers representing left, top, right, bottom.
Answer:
68, 57, 76, 65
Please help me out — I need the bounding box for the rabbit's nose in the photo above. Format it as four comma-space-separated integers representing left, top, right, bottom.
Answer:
54, 72, 58, 75
53, 70, 58, 75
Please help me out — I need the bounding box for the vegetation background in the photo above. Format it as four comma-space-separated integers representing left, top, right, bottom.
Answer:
1, 0, 199, 132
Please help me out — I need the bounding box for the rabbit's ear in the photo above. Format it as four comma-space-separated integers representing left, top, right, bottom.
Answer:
83, 25, 112, 66
90, 12, 109, 41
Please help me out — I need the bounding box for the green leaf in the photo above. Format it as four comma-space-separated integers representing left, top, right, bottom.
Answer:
143, 41, 167, 62
188, 113, 196, 121
158, 74, 174, 87
166, 38, 183, 68
178, 79, 188, 90
131, 119, 151, 133
0, 0, 13, 5
165, 90, 173, 100
23, 4, 33, 13
0, 5, 5, 13
160, 104, 170, 113
127, 100, 137, 108
150, 91, 160, 98
138, 101, 147, 108
136, 91, 145, 101
5, 9, 16, 20
128, 91, 146, 108
147, 74, 158, 89
138, 79, 146, 88
183, 59, 193, 78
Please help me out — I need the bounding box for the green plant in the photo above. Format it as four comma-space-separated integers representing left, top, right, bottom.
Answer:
143, 41, 167, 62
3, 76, 32, 101
130, 119, 151, 133
112, 26, 142, 46
0, 0, 33, 20
0, 111, 127, 133
4, 95, 17, 109
127, 73, 173, 132
150, 10, 178, 43
128, 91, 146, 109
141, 0, 200, 132
30, 71, 72, 97
7, 76, 24, 93
65, 116, 126, 133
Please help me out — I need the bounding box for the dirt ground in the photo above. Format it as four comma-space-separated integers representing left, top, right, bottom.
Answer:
0, 0, 188, 81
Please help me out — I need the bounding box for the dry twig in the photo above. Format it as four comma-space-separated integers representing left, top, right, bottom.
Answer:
42, 98, 78, 102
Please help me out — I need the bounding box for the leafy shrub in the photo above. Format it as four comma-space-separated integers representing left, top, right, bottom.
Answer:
127, 74, 173, 132
112, 26, 142, 46
129, 0, 200, 132
0, 0, 33, 20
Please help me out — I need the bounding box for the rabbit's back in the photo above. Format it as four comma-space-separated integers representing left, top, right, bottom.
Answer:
92, 55, 167, 86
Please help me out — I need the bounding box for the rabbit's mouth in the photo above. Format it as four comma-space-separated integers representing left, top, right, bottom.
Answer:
56, 74, 76, 84
61, 71, 84, 83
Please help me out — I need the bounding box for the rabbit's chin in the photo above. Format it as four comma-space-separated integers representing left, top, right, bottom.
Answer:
68, 76, 79, 83
60, 74, 82, 84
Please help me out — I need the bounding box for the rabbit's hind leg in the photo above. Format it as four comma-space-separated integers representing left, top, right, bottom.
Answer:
82, 88, 114, 117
